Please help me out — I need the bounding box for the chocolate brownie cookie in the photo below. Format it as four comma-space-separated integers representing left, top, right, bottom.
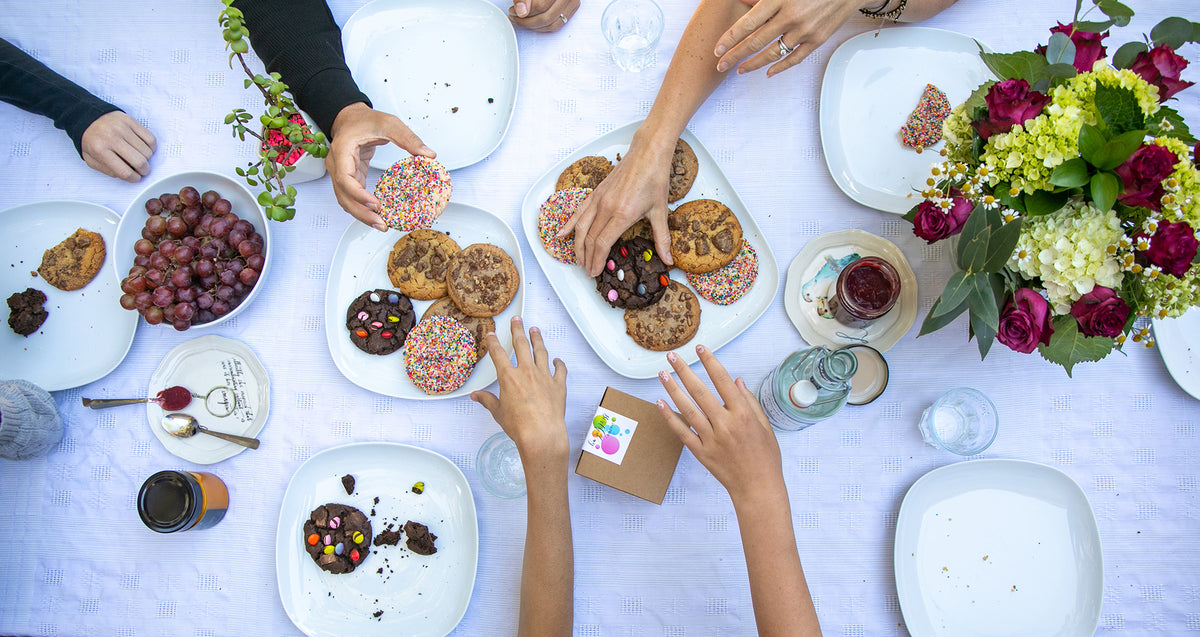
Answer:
38, 228, 105, 291
404, 520, 438, 556
556, 156, 614, 191
421, 297, 495, 362
303, 503, 373, 574
445, 244, 519, 318
345, 289, 416, 355
667, 139, 698, 203
595, 238, 671, 309
667, 199, 743, 274
387, 229, 461, 300
623, 281, 701, 351
620, 219, 655, 243
7, 288, 48, 336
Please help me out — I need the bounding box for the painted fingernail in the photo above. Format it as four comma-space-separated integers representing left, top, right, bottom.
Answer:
714, 44, 726, 56
696, 344, 706, 354
659, 370, 670, 382
667, 352, 678, 362
656, 399, 668, 409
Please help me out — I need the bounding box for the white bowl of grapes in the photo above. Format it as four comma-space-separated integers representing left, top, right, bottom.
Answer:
114, 171, 272, 331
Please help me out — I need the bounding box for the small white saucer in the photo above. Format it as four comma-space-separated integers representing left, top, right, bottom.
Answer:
783, 229, 917, 353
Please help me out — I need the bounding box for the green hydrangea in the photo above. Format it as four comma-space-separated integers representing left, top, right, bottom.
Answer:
1009, 199, 1126, 315
941, 104, 975, 165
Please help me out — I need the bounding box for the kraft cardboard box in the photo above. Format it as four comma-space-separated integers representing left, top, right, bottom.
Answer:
575, 387, 683, 504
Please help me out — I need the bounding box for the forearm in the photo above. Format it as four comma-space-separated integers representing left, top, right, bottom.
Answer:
732, 481, 821, 637
517, 443, 573, 637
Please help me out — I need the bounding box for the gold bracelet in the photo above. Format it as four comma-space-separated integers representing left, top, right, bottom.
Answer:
859, 0, 907, 21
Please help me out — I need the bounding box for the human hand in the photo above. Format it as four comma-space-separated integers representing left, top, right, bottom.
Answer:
657, 345, 785, 502
471, 316, 570, 463
713, 0, 859, 77
560, 139, 676, 276
327, 102, 435, 231
80, 111, 156, 183
509, 0, 580, 32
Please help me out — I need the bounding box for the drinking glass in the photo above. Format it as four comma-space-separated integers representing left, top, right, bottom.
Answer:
476, 432, 526, 498
918, 388, 998, 455
601, 0, 664, 72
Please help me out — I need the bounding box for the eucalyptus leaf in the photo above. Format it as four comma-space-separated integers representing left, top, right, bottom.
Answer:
968, 307, 998, 359
1112, 41, 1148, 69
935, 272, 976, 318
1151, 16, 1193, 49
956, 207, 992, 272
1046, 32, 1076, 65
1049, 157, 1091, 188
1094, 0, 1133, 25
1040, 63, 1078, 80
1090, 171, 1121, 211
1074, 19, 1115, 33
1038, 316, 1114, 376
968, 273, 1001, 331
983, 218, 1023, 273
919, 295, 969, 336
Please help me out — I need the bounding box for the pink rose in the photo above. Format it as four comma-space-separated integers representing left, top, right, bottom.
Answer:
911, 195, 973, 243
1069, 286, 1130, 338
1034, 23, 1109, 73
997, 289, 1054, 354
1129, 44, 1195, 101
972, 79, 1051, 140
1114, 144, 1179, 211
1143, 220, 1199, 278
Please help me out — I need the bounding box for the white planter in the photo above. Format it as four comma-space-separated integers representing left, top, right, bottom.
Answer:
260, 109, 326, 184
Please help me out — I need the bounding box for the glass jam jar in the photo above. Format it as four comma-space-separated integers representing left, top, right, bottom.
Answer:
137, 470, 229, 533
829, 256, 901, 328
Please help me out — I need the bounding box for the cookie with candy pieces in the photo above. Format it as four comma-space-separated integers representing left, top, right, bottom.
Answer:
303, 503, 372, 574
345, 289, 416, 355
595, 237, 671, 309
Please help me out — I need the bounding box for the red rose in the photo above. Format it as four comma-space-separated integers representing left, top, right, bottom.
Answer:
1129, 44, 1195, 101
972, 79, 1051, 140
911, 196, 973, 243
996, 289, 1054, 354
1143, 220, 1199, 278
1069, 286, 1130, 338
1035, 23, 1109, 73
1114, 144, 1179, 211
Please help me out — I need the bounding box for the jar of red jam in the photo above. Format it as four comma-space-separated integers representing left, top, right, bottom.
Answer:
137, 470, 229, 533
830, 256, 901, 328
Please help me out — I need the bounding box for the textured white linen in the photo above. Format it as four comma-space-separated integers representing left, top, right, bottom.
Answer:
1, 1, 1197, 635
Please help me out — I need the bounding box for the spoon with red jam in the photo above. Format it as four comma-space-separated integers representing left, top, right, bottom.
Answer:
82, 386, 195, 411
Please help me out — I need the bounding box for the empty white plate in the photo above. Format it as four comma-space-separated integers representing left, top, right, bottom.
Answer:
1153, 307, 1200, 400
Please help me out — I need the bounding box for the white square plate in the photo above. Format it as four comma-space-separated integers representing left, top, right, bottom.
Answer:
520, 121, 779, 378
1152, 307, 1200, 400
894, 459, 1103, 637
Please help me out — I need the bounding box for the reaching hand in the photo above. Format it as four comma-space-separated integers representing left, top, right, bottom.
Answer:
80, 111, 156, 183
509, 0, 581, 32
657, 345, 784, 501
713, 0, 859, 77
559, 140, 676, 276
327, 102, 435, 231
471, 316, 570, 462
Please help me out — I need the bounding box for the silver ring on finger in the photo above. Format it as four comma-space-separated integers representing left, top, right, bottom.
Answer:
559, 13, 567, 24
777, 36, 795, 57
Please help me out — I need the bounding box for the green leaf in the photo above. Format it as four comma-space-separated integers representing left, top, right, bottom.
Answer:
286, 185, 297, 198
256, 191, 273, 206
1090, 171, 1121, 211
995, 181, 1023, 211
1040, 63, 1078, 81
983, 218, 1023, 273
1147, 105, 1197, 145
1092, 129, 1148, 171
934, 272, 975, 318
1094, 84, 1145, 135
1112, 41, 1148, 69
967, 272, 1001, 331
1074, 19, 1115, 33
1193, 21, 1200, 44
230, 39, 248, 54
1151, 16, 1193, 49
1094, 0, 1133, 26
1046, 32, 1076, 65
963, 81, 994, 115
902, 203, 919, 224
1037, 316, 1115, 376
1049, 157, 1091, 188
956, 207, 992, 272
919, 294, 969, 337
1078, 124, 1104, 161
1022, 189, 1070, 215
979, 50, 1048, 82
235, 166, 245, 176
968, 306, 998, 359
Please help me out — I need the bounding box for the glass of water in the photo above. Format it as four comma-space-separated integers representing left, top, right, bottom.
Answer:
476, 432, 527, 498
601, 0, 663, 72
918, 388, 998, 455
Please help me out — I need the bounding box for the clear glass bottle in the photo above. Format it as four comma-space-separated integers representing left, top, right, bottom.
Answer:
758, 346, 858, 431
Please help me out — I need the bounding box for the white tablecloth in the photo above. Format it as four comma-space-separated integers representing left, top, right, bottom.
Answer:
1, 1, 1198, 635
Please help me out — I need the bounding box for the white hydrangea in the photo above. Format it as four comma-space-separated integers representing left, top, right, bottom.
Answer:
1008, 200, 1125, 315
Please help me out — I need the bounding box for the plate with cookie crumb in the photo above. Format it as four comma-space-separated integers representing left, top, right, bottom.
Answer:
0, 200, 137, 391
324, 202, 523, 399
276, 442, 478, 637
820, 27, 994, 213
521, 120, 779, 379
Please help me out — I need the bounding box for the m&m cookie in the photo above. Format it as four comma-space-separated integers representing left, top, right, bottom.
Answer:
373, 156, 452, 231
537, 188, 591, 265
345, 289, 416, 355
303, 503, 372, 574
686, 242, 758, 305
404, 316, 477, 395
595, 237, 670, 310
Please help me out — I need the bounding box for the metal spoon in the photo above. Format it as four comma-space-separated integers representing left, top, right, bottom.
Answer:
161, 413, 260, 450
83, 386, 194, 410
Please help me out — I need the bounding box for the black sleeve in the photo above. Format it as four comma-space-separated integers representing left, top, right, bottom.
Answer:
0, 38, 120, 156
234, 0, 371, 137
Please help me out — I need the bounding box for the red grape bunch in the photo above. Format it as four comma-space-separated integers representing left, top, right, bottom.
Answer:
119, 186, 265, 331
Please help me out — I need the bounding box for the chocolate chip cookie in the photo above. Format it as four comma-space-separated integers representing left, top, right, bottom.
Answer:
421, 297, 495, 361
303, 503, 373, 574
37, 228, 105, 291
345, 289, 416, 355
556, 156, 614, 191
387, 229, 461, 300
667, 199, 743, 274
445, 244, 519, 318
623, 281, 701, 351
667, 139, 699, 203
595, 237, 671, 309
7, 288, 48, 336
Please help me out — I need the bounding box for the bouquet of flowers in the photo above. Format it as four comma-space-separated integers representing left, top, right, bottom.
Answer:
905, 0, 1200, 375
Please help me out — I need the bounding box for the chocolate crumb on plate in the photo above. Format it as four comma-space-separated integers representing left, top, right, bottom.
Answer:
404, 520, 438, 555
341, 474, 355, 495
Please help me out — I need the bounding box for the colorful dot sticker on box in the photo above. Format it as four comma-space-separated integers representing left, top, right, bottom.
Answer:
581, 406, 638, 466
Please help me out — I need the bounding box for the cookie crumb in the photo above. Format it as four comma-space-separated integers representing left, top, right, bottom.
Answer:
451, 107, 459, 113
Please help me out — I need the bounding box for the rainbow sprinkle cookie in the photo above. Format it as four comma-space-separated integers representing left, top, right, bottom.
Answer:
686, 242, 758, 305
900, 84, 951, 152
537, 188, 591, 265
404, 315, 477, 395
374, 157, 452, 231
